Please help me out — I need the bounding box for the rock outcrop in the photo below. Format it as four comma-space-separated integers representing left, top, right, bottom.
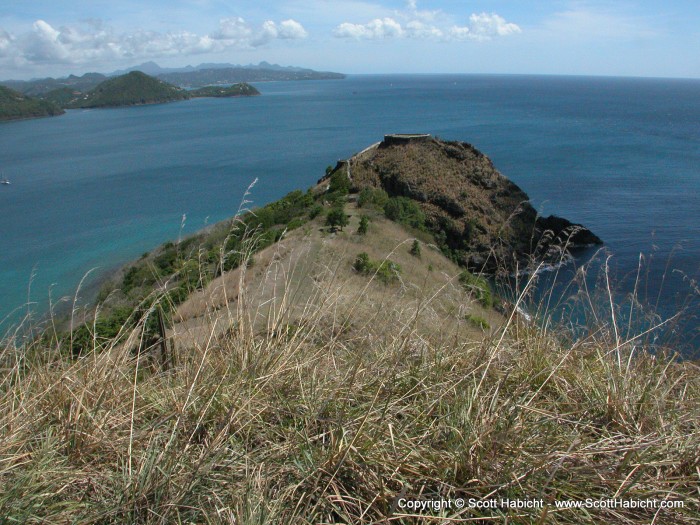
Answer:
324, 134, 601, 273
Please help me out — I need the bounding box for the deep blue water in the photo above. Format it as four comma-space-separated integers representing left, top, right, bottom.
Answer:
1, 75, 698, 348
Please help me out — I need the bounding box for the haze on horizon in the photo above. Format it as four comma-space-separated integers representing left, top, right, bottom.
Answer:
1, 0, 698, 81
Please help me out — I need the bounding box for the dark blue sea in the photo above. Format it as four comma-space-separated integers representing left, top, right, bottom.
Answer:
1, 75, 698, 350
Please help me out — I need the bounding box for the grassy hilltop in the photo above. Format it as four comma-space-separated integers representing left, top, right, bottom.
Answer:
68, 71, 190, 108
1, 136, 698, 524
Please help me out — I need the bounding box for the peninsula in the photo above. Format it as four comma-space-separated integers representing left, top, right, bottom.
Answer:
0, 85, 64, 121
1, 71, 261, 119
3, 135, 696, 525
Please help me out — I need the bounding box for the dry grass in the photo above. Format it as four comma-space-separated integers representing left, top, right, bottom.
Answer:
1, 215, 698, 524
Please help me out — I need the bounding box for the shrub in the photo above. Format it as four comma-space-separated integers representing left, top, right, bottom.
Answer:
459, 271, 493, 308
357, 187, 389, 208
375, 260, 402, 283
328, 170, 350, 196
326, 207, 349, 231
353, 252, 372, 273
358, 215, 369, 235
309, 204, 323, 219
410, 239, 421, 258
353, 252, 401, 284
384, 197, 425, 230
287, 218, 305, 231
465, 314, 490, 330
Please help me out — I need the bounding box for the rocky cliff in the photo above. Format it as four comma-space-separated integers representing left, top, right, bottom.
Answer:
323, 134, 601, 273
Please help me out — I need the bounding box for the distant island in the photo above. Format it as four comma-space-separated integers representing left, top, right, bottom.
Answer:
1, 61, 344, 98
189, 83, 261, 98
157, 66, 345, 88
1, 71, 261, 120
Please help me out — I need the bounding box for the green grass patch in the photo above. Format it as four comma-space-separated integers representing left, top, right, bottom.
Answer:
459, 270, 493, 308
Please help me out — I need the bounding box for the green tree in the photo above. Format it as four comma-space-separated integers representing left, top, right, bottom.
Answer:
326, 207, 349, 232
329, 171, 350, 195
353, 252, 372, 273
358, 215, 369, 235
410, 239, 421, 258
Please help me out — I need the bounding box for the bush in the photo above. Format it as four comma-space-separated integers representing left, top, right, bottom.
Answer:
358, 216, 369, 235
353, 252, 372, 273
357, 187, 389, 208
326, 207, 349, 231
459, 271, 493, 308
375, 260, 402, 283
287, 218, 305, 231
384, 197, 425, 230
465, 314, 490, 330
410, 239, 421, 258
353, 252, 401, 284
328, 170, 350, 196
309, 204, 323, 219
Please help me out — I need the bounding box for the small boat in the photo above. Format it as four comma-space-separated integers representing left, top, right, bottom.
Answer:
1, 178, 10, 185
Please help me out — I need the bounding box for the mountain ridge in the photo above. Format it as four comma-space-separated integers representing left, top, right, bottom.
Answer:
1, 62, 345, 96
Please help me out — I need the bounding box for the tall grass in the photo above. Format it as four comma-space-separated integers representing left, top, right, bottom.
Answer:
1, 224, 698, 524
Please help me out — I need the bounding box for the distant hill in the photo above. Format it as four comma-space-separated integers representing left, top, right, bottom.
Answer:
1, 62, 344, 96
41, 87, 84, 108
70, 71, 190, 108
0, 86, 64, 121
111, 60, 344, 77
158, 67, 344, 87
189, 83, 260, 98
2, 73, 107, 97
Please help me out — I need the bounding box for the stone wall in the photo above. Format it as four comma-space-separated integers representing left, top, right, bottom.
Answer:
382, 134, 432, 146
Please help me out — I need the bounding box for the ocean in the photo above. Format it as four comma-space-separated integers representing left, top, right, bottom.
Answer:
1, 75, 698, 349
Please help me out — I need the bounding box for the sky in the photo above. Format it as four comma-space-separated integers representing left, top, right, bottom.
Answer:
1, 0, 699, 80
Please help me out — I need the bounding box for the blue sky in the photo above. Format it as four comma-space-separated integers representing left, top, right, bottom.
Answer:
1, 1, 699, 79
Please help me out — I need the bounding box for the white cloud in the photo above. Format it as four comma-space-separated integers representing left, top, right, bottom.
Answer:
0, 16, 308, 69
470, 12, 521, 38
405, 20, 443, 39
334, 17, 403, 39
250, 19, 308, 46
211, 17, 253, 41
451, 13, 522, 42
278, 19, 308, 40
334, 2, 520, 42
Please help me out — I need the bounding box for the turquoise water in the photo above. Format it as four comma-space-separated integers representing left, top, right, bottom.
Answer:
1, 75, 698, 347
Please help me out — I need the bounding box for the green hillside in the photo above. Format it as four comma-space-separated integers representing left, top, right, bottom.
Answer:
0, 86, 64, 121
71, 71, 190, 108
41, 87, 83, 108
190, 82, 260, 98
